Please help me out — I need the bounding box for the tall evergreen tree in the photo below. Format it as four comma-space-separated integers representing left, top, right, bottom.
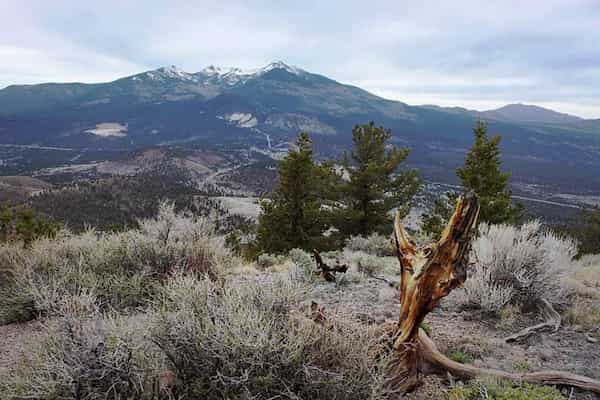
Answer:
570, 206, 600, 256
420, 191, 458, 241
456, 120, 522, 224
337, 122, 420, 237
254, 133, 337, 254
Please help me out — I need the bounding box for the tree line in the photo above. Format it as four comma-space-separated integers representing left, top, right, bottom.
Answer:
252, 120, 523, 255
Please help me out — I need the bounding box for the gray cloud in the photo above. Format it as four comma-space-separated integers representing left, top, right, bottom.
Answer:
1, 0, 598, 117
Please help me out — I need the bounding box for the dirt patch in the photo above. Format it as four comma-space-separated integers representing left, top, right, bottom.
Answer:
0, 320, 44, 376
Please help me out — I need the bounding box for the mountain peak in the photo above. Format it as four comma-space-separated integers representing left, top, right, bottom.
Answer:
483, 103, 582, 124
199, 61, 304, 77
131, 65, 199, 82
259, 61, 304, 75
200, 65, 223, 76
195, 61, 305, 86
156, 65, 198, 80
157, 65, 183, 74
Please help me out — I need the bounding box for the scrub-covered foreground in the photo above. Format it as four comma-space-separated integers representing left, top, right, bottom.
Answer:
0, 203, 599, 399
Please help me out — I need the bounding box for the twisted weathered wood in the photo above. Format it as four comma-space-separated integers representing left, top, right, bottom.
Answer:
417, 328, 600, 394
504, 298, 561, 343
386, 192, 480, 392
384, 192, 600, 395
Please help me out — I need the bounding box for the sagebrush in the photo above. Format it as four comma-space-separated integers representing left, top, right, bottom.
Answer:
449, 221, 577, 313
345, 233, 395, 257
3, 274, 391, 400
0, 203, 236, 324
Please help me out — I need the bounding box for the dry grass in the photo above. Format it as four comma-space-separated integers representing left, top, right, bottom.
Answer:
562, 255, 600, 301
497, 304, 519, 329
2, 209, 597, 399
571, 254, 600, 296
565, 298, 600, 330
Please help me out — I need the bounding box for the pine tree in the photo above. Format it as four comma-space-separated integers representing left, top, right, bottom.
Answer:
420, 191, 458, 240
15, 207, 37, 248
254, 133, 337, 254
572, 206, 600, 256
12, 207, 58, 248
456, 120, 522, 224
337, 122, 420, 237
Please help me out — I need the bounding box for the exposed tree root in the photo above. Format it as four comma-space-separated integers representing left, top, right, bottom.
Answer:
504, 298, 561, 343
417, 328, 600, 394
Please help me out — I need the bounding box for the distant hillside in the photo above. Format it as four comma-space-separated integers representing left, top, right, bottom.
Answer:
0, 176, 52, 203
480, 103, 583, 125
1, 62, 600, 192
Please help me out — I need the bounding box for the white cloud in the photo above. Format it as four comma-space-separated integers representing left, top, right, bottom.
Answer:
0, 46, 147, 86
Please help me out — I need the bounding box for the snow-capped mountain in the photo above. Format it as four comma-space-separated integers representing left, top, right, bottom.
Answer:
127, 61, 306, 87
1, 61, 599, 192
197, 61, 305, 85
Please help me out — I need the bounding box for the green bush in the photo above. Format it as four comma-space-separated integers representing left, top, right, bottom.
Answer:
449, 350, 472, 364
419, 321, 432, 335
0, 205, 58, 247
514, 359, 530, 372
447, 379, 565, 400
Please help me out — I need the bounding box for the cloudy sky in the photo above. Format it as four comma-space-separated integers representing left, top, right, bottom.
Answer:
1, 0, 599, 117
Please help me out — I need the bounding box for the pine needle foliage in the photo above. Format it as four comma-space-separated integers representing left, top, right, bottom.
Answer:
456, 120, 522, 225
337, 122, 420, 237
255, 133, 337, 254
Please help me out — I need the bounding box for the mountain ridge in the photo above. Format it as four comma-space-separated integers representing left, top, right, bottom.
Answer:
1, 62, 595, 122
1, 61, 599, 192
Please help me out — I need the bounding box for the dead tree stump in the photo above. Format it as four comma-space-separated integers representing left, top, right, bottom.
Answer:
384, 192, 600, 395
386, 192, 480, 392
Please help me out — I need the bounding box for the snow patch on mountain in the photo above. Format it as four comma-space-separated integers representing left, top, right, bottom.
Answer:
221, 112, 258, 128
198, 61, 305, 85
258, 61, 304, 75
131, 61, 304, 86
85, 122, 128, 137
265, 113, 336, 135
136, 65, 200, 82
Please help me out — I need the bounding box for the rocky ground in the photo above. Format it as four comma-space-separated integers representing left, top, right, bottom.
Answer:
306, 274, 600, 399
